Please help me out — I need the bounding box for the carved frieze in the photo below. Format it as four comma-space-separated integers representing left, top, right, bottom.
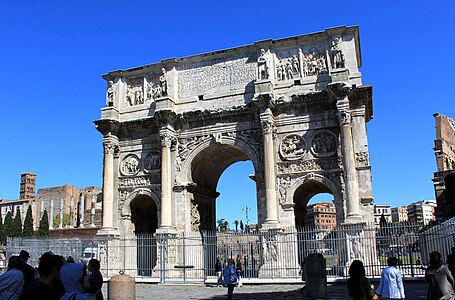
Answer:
126, 78, 144, 106
144, 151, 161, 173
258, 49, 272, 80
145, 68, 168, 100
331, 37, 345, 69
310, 130, 338, 157
118, 176, 154, 188
120, 154, 140, 176
177, 53, 256, 97
277, 176, 292, 205
275, 47, 327, 82
301, 48, 328, 77
191, 201, 200, 231
355, 152, 370, 167
279, 134, 307, 161
106, 80, 117, 107
277, 158, 340, 174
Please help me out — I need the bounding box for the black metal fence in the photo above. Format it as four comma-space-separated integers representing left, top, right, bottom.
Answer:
5, 220, 455, 282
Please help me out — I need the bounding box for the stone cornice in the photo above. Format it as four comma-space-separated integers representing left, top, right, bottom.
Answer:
94, 119, 120, 136
180, 104, 256, 122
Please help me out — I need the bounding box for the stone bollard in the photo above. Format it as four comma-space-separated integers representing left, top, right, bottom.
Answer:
304, 253, 327, 300
108, 271, 135, 300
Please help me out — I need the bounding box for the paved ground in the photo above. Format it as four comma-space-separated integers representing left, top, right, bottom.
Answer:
103, 280, 428, 299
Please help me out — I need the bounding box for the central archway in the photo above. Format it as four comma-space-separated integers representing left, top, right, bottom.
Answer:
188, 142, 257, 231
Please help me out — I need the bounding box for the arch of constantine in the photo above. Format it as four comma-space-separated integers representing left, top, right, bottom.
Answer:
94, 26, 374, 278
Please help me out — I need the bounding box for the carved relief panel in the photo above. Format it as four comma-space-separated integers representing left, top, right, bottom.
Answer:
275, 46, 328, 82
279, 134, 307, 161
125, 78, 145, 106
120, 154, 140, 176
310, 130, 338, 157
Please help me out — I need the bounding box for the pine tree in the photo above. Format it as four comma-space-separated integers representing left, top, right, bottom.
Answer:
3, 211, 13, 240
37, 210, 50, 237
22, 206, 34, 238
0, 212, 4, 245
12, 207, 23, 237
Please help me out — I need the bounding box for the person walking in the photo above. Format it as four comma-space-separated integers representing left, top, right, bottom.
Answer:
84, 259, 103, 300
236, 255, 243, 287
21, 254, 65, 300
215, 256, 223, 287
0, 256, 25, 300
347, 260, 378, 300
447, 247, 455, 278
376, 256, 405, 300
19, 250, 36, 293
426, 251, 455, 300
60, 262, 89, 300
222, 259, 238, 300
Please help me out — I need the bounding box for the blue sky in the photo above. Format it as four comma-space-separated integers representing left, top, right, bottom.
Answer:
0, 1, 454, 228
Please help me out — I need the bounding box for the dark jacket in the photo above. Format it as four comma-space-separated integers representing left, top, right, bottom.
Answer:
347, 276, 376, 300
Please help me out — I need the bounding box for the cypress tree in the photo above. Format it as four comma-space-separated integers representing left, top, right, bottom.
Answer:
0, 212, 4, 245
37, 209, 50, 237
22, 206, 34, 238
12, 207, 23, 237
3, 211, 13, 239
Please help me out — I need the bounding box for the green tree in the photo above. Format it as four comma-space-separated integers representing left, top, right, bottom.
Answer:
3, 211, 13, 239
22, 206, 34, 238
37, 210, 50, 237
240, 220, 244, 232
234, 220, 239, 232
0, 212, 4, 245
217, 218, 229, 232
53, 213, 70, 227
12, 207, 23, 237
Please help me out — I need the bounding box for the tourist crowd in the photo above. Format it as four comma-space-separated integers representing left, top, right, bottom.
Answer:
0, 249, 103, 300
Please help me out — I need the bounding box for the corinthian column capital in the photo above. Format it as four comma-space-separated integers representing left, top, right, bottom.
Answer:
102, 134, 119, 154
160, 130, 177, 150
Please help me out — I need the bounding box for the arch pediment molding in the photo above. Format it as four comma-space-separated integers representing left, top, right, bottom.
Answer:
121, 188, 160, 220
285, 172, 342, 206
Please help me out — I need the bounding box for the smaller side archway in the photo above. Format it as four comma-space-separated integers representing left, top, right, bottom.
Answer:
288, 173, 343, 228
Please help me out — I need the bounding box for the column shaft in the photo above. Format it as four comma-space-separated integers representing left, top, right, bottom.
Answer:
338, 99, 361, 221
160, 136, 173, 228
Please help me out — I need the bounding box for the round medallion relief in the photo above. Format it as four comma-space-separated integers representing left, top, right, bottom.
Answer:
279, 134, 307, 161
143, 151, 161, 173
310, 130, 338, 157
120, 154, 140, 176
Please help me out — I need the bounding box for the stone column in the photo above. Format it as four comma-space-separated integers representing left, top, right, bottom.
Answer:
99, 134, 119, 235
91, 195, 96, 227
59, 199, 64, 229
80, 194, 85, 228
159, 130, 175, 230
260, 108, 279, 226
337, 96, 362, 222
49, 199, 54, 230
70, 196, 74, 227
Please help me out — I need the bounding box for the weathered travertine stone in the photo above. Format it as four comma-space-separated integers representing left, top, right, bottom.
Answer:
95, 26, 374, 272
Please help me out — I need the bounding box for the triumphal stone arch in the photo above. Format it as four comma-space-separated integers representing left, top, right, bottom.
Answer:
95, 26, 374, 277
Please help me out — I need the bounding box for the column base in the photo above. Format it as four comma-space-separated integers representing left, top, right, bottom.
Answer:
261, 220, 281, 231
156, 226, 177, 235
345, 214, 363, 224
96, 227, 119, 236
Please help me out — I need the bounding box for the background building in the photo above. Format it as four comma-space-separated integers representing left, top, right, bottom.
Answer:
433, 113, 455, 222
407, 200, 436, 225
391, 206, 408, 223
374, 204, 391, 225
0, 173, 102, 231
305, 202, 337, 230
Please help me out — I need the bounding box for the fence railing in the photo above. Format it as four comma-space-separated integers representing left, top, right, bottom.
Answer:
5, 220, 455, 281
